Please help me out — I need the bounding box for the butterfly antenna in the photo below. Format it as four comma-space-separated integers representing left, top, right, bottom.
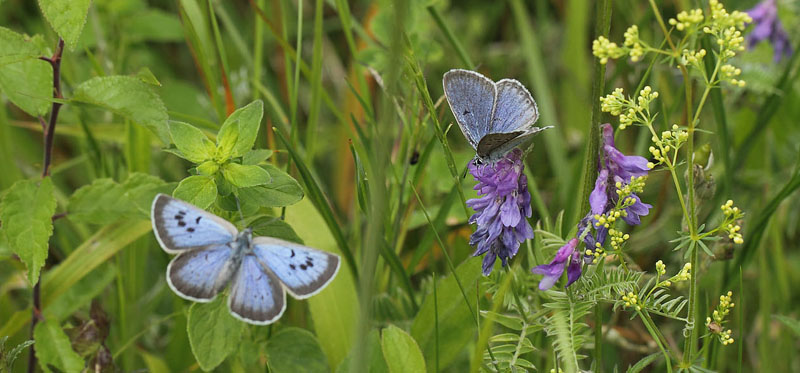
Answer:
234, 195, 246, 228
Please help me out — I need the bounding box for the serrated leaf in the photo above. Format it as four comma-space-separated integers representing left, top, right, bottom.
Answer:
168, 121, 215, 163
68, 173, 169, 223
249, 216, 303, 244
222, 163, 270, 188
0, 26, 45, 66
38, 0, 91, 48
136, 67, 161, 86
381, 325, 426, 373
187, 296, 244, 371
265, 327, 329, 373
216, 100, 264, 159
0, 177, 56, 285
242, 149, 273, 165
72, 75, 170, 144
234, 164, 303, 207
173, 175, 217, 209
33, 320, 84, 373
0, 54, 51, 116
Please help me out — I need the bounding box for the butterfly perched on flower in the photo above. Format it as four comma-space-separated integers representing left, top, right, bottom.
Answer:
150, 194, 340, 325
442, 69, 551, 163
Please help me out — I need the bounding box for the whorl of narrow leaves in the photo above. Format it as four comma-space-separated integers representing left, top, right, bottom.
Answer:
187, 296, 244, 371
0, 177, 56, 285
480, 311, 540, 372
33, 320, 84, 373
37, 0, 91, 48
575, 267, 644, 302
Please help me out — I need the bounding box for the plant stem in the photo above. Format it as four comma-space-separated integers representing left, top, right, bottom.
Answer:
28, 37, 65, 373
638, 309, 673, 373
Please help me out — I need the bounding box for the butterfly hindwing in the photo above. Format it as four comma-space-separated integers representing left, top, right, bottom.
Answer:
227, 254, 286, 325
491, 79, 539, 134
166, 244, 236, 302
151, 194, 238, 253
252, 237, 340, 299
443, 69, 497, 148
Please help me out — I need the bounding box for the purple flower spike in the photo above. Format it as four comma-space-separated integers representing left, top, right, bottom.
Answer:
467, 149, 534, 275
746, 0, 793, 62
589, 124, 652, 223
532, 238, 581, 290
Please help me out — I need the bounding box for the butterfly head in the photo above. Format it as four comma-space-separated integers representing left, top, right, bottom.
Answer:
236, 228, 253, 249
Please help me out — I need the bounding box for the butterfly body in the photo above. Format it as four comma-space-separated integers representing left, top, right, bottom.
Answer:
151, 194, 340, 325
443, 69, 552, 162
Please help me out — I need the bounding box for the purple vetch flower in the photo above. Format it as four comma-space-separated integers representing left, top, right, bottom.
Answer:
467, 148, 534, 275
532, 238, 581, 290
746, 0, 792, 62
589, 124, 652, 225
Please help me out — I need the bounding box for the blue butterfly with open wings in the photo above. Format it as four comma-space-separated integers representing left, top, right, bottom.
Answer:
151, 194, 340, 325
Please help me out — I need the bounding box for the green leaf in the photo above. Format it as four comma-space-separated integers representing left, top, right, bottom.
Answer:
222, 163, 270, 188
0, 177, 56, 285
43, 264, 116, 322
242, 149, 273, 165
187, 296, 245, 371
0, 26, 45, 66
37, 0, 91, 48
33, 320, 84, 373
173, 175, 217, 209
168, 121, 215, 163
265, 327, 329, 373
72, 75, 170, 144
336, 329, 388, 373
235, 164, 303, 207
381, 324, 426, 373
68, 173, 169, 223
250, 216, 303, 243
0, 53, 51, 116
285, 199, 358, 368
5, 339, 35, 371
411, 258, 481, 372
217, 100, 264, 159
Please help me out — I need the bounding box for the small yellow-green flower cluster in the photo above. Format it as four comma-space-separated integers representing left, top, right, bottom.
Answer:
607, 228, 630, 252
648, 124, 688, 168
616, 176, 647, 200
655, 260, 666, 276
621, 291, 641, 311
706, 291, 735, 345
623, 25, 645, 62
600, 87, 659, 130
592, 36, 625, 64
721, 64, 745, 87
585, 244, 607, 264
720, 200, 744, 244
594, 211, 622, 229
674, 262, 692, 282
668, 9, 704, 31
707, 0, 751, 30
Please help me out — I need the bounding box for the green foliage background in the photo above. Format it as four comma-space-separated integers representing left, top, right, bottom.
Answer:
0, 0, 799, 372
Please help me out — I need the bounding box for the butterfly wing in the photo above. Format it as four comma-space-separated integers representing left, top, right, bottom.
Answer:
490, 79, 539, 133
151, 194, 238, 253
252, 237, 340, 299
443, 69, 497, 148
477, 127, 553, 162
166, 244, 236, 302
227, 254, 286, 325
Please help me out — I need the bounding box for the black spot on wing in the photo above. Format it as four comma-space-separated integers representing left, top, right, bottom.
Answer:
178, 221, 186, 227
290, 250, 295, 258
300, 264, 307, 270
196, 216, 202, 224
290, 264, 296, 270
187, 227, 195, 233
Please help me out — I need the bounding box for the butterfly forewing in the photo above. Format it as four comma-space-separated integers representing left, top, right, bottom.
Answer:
491, 79, 539, 134
227, 254, 286, 325
151, 194, 238, 253
252, 237, 340, 299
166, 244, 236, 302
443, 69, 497, 148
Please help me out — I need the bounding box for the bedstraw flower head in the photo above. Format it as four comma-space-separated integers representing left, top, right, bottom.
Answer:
706, 291, 736, 345
467, 149, 534, 275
